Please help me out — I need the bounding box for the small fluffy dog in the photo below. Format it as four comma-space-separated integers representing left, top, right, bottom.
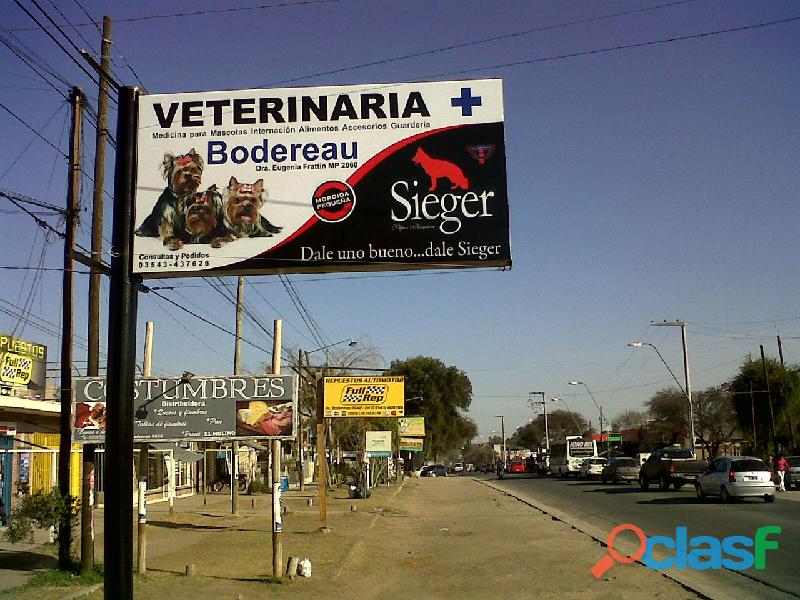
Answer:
412, 147, 469, 191
177, 185, 229, 249
223, 177, 282, 239
135, 148, 204, 237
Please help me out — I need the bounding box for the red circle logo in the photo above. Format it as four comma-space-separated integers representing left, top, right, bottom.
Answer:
312, 180, 356, 223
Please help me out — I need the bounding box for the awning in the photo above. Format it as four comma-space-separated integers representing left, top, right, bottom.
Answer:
149, 442, 204, 462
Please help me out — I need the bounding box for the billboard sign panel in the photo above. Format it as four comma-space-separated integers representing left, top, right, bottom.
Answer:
366, 430, 392, 457
72, 375, 297, 443
399, 436, 424, 452
0, 333, 47, 399
398, 416, 425, 437
134, 79, 509, 278
323, 376, 404, 418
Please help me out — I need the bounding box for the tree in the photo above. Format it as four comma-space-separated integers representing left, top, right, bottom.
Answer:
728, 356, 800, 455
610, 410, 648, 432
389, 356, 474, 460
509, 410, 588, 450
644, 388, 687, 445
694, 385, 739, 458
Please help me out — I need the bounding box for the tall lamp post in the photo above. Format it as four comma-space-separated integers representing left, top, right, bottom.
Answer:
628, 338, 696, 455
495, 415, 506, 469
568, 381, 605, 453
528, 391, 548, 450
551, 397, 583, 434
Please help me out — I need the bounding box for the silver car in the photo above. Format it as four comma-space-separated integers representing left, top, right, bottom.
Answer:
695, 456, 775, 503
785, 456, 800, 490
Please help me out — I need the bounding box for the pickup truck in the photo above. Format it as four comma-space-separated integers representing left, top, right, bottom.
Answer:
638, 447, 707, 491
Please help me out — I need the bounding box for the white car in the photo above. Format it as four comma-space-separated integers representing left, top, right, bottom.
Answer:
578, 458, 607, 480
695, 456, 775, 503
453, 462, 464, 473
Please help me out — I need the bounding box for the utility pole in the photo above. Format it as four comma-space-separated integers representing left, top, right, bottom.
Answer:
650, 321, 695, 454
58, 86, 83, 569
81, 17, 111, 573
760, 345, 779, 457
777, 336, 796, 450
297, 349, 305, 492
137, 322, 153, 575
495, 415, 506, 468
232, 275, 244, 516
750, 381, 757, 453
271, 320, 283, 579
528, 392, 548, 451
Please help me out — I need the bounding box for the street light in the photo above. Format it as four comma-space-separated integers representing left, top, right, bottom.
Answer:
551, 397, 583, 434
306, 338, 357, 356
568, 381, 605, 452
528, 391, 549, 450
628, 339, 696, 454
495, 415, 506, 469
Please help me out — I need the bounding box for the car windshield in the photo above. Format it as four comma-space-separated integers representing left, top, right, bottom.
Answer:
662, 450, 694, 459
732, 459, 769, 472
613, 458, 636, 467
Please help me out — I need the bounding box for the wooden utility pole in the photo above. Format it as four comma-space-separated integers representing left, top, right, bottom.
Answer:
750, 381, 757, 453
777, 336, 796, 450
316, 373, 327, 526
231, 276, 245, 516
137, 322, 153, 574
82, 17, 111, 572
58, 86, 83, 569
271, 320, 284, 578
297, 349, 305, 492
760, 345, 779, 457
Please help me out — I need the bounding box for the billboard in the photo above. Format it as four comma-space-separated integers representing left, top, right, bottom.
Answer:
133, 79, 509, 278
398, 416, 425, 437
399, 436, 424, 452
72, 375, 297, 443
0, 333, 47, 399
323, 376, 404, 418
365, 430, 392, 457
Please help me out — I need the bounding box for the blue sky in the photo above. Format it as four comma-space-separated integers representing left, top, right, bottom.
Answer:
1, 0, 799, 440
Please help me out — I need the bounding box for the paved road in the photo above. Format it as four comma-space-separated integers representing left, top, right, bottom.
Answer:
488, 474, 800, 598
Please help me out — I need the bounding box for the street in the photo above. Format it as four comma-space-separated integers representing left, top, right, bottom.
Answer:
486, 473, 800, 599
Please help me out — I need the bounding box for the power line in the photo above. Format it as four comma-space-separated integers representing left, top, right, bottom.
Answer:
3, 0, 344, 31
266, 0, 700, 86
423, 15, 800, 81
0, 100, 69, 158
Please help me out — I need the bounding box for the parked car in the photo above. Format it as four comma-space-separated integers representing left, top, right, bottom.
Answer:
639, 446, 707, 491
785, 456, 800, 489
601, 457, 639, 484
509, 459, 526, 473
431, 464, 448, 477
420, 465, 434, 477
453, 462, 464, 473
578, 457, 607, 480
465, 463, 475, 472
695, 456, 775, 503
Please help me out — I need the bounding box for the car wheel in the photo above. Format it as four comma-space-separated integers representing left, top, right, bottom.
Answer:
695, 483, 706, 500
721, 486, 730, 503
639, 475, 649, 491
659, 476, 671, 491
764, 494, 775, 503
211, 480, 224, 492
673, 482, 684, 491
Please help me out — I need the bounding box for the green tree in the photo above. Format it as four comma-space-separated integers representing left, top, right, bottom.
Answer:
694, 385, 739, 458
610, 409, 648, 432
389, 356, 474, 461
644, 388, 688, 445
509, 410, 587, 449
728, 357, 800, 455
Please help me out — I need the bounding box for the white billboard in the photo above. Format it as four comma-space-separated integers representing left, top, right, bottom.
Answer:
133, 79, 509, 278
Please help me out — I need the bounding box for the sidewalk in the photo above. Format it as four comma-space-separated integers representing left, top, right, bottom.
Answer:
1, 477, 701, 599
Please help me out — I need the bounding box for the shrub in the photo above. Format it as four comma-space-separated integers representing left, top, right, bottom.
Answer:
4, 490, 78, 544
248, 480, 271, 494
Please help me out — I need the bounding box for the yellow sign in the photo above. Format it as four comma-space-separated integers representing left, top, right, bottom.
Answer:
398, 416, 425, 437
323, 376, 405, 418
1, 352, 33, 385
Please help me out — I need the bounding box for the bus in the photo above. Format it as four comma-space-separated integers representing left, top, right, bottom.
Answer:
549, 436, 598, 476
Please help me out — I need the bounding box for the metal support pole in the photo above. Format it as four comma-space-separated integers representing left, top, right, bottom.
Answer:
104, 85, 140, 600
761, 345, 779, 457
271, 320, 283, 579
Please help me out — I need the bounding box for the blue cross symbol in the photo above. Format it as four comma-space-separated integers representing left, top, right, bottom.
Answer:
451, 87, 482, 116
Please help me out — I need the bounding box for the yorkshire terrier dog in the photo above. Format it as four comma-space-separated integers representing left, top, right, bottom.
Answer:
135, 148, 204, 238
222, 177, 282, 239
165, 184, 229, 250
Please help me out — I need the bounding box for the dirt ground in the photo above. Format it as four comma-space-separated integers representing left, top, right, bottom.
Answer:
1, 476, 700, 599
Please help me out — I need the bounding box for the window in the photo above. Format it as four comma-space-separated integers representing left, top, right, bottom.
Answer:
731, 459, 769, 472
